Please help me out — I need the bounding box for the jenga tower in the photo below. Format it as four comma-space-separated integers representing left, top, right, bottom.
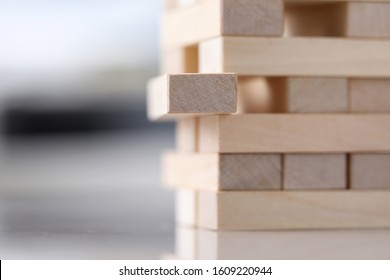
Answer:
148, 0, 390, 230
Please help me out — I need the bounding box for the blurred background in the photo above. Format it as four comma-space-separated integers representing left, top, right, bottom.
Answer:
0, 0, 176, 259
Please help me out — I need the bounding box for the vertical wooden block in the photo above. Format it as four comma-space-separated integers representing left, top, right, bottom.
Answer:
350, 154, 390, 189
176, 118, 199, 152
284, 154, 347, 190
287, 77, 348, 113
350, 79, 390, 113
346, 2, 390, 38
176, 190, 198, 226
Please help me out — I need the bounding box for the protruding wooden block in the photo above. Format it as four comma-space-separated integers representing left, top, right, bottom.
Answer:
351, 154, 390, 189
200, 37, 390, 77
284, 154, 347, 190
198, 190, 390, 230
176, 118, 199, 152
164, 152, 282, 190
287, 78, 348, 113
162, 0, 283, 49
346, 2, 390, 38
198, 114, 390, 153
147, 74, 237, 121
176, 189, 198, 226
350, 79, 390, 113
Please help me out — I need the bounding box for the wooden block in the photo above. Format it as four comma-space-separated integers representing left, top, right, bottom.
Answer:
176, 118, 199, 152
199, 37, 390, 77
164, 0, 198, 10
163, 151, 282, 190
160, 46, 198, 74
346, 2, 390, 38
188, 227, 390, 260
162, 0, 283, 49
286, 78, 348, 113
176, 189, 198, 226
198, 114, 390, 153
198, 190, 390, 230
147, 74, 237, 121
175, 227, 198, 260
284, 154, 347, 190
351, 154, 390, 189
350, 79, 390, 113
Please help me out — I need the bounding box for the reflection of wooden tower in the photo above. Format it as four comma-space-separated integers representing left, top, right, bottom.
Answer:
148, 0, 390, 230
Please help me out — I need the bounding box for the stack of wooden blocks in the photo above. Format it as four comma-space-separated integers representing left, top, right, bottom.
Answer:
147, 0, 390, 230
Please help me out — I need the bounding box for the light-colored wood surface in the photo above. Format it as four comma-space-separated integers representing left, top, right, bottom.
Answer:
163, 152, 282, 190
160, 47, 198, 74
175, 226, 390, 260
198, 114, 390, 153
176, 118, 199, 152
287, 78, 348, 113
350, 79, 390, 113
346, 2, 390, 38
162, 0, 283, 49
199, 37, 390, 77
198, 190, 390, 230
176, 189, 198, 226
350, 154, 390, 189
284, 154, 347, 190
147, 74, 237, 121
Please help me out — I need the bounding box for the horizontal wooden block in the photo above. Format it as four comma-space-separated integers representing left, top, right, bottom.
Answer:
350, 79, 390, 113
162, 0, 284, 49
147, 74, 237, 121
284, 154, 347, 190
198, 190, 390, 230
350, 154, 390, 189
198, 114, 390, 153
346, 2, 390, 38
175, 226, 390, 260
199, 37, 390, 77
163, 152, 282, 190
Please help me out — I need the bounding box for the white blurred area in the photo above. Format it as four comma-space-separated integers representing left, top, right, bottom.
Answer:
0, 0, 160, 102
0, 1, 177, 259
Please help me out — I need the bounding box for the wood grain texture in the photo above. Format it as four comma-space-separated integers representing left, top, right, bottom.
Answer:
198, 114, 390, 153
284, 154, 347, 190
287, 78, 348, 113
162, 0, 283, 49
198, 190, 390, 230
350, 79, 390, 113
147, 74, 237, 121
350, 154, 390, 189
346, 2, 390, 38
199, 37, 390, 77
176, 189, 198, 226
163, 151, 282, 190
176, 118, 199, 152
